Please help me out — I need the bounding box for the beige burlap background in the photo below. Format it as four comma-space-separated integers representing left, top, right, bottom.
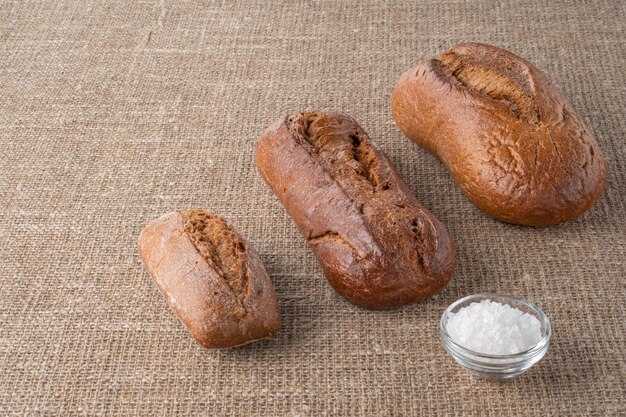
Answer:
1, 0, 625, 415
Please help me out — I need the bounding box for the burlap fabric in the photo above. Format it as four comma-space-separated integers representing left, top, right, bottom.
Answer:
1, 1, 624, 415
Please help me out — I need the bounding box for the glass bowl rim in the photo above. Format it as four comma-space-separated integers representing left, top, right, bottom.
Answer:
440, 293, 552, 360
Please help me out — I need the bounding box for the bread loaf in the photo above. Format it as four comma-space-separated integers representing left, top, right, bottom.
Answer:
391, 42, 607, 226
256, 111, 456, 309
138, 209, 280, 348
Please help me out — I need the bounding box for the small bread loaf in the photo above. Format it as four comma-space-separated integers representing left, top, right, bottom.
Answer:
391, 42, 607, 226
256, 111, 456, 309
138, 209, 280, 348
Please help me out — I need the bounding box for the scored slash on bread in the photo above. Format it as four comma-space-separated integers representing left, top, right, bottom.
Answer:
256, 111, 456, 309
138, 209, 280, 348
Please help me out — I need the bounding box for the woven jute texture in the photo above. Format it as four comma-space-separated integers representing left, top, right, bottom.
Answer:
1, 0, 624, 415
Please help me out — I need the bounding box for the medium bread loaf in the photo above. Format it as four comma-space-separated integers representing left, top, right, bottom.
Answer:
391, 42, 607, 226
138, 209, 280, 348
256, 111, 456, 309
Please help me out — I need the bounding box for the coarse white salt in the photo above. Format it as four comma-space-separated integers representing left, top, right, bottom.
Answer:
446, 299, 542, 355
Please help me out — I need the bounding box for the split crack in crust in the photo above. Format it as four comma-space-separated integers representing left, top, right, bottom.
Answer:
436, 51, 540, 125
307, 231, 360, 259
294, 112, 385, 190
181, 209, 249, 312
287, 112, 432, 273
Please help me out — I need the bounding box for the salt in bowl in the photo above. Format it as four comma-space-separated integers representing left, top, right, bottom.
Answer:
440, 293, 551, 380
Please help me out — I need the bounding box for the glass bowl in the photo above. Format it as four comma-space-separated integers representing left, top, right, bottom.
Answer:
440, 293, 551, 380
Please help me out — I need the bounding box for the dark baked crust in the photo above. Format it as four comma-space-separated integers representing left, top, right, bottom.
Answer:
391, 42, 607, 226
138, 210, 280, 348
256, 112, 456, 309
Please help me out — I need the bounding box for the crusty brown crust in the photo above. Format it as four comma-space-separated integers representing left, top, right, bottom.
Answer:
391, 42, 607, 226
137, 210, 280, 348
256, 111, 456, 309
